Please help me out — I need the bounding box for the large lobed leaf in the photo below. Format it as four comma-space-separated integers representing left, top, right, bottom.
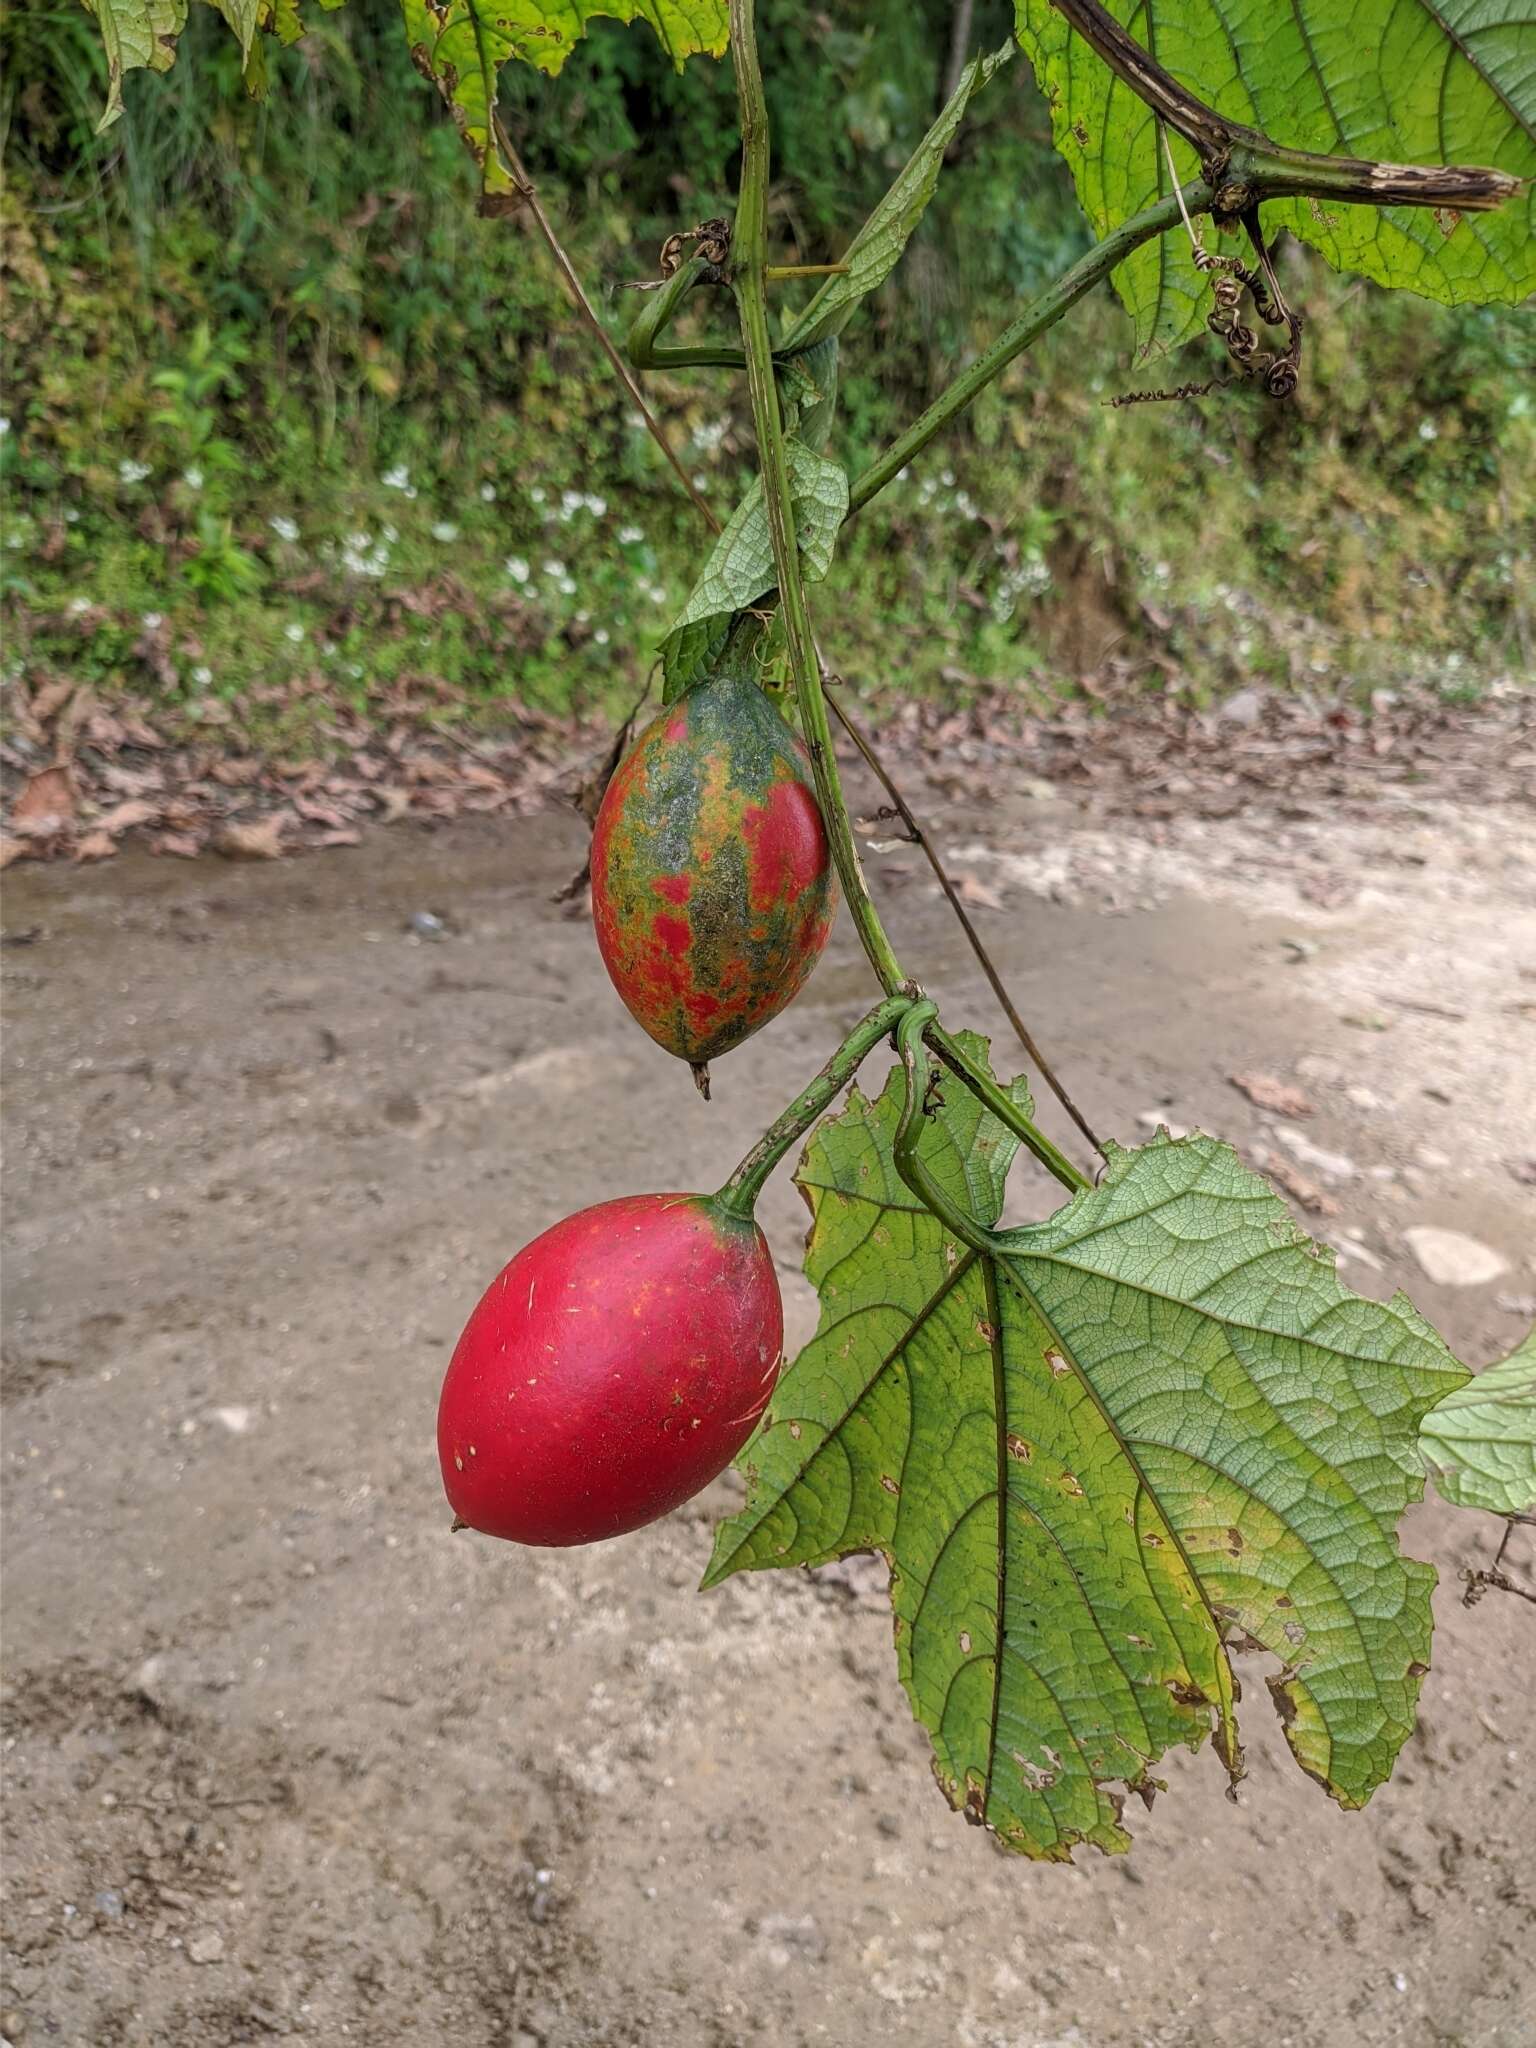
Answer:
74, 0, 725, 170
1013, 0, 1536, 362
708, 1057, 1467, 1857
401, 0, 726, 208
1420, 1326, 1536, 1515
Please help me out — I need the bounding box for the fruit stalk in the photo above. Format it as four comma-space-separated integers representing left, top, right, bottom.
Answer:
727, 0, 906, 1002
717, 992, 916, 1219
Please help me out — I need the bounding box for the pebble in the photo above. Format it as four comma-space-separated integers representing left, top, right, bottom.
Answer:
211, 1406, 253, 1434
1403, 1227, 1508, 1288
1346, 1085, 1384, 1111
753, 1912, 827, 1964
1272, 1124, 1357, 1181
1414, 1145, 1452, 1171
1334, 1236, 1385, 1272
94, 1889, 125, 1920
1217, 686, 1266, 728
186, 1929, 225, 1965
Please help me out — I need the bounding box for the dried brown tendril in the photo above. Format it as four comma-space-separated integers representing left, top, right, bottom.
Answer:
658, 217, 731, 279
1111, 160, 1304, 408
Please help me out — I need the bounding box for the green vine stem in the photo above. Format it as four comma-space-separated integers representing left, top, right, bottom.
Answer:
847, 183, 1204, 515
927, 1021, 1092, 1196
823, 678, 1105, 1169
727, 0, 906, 1000
716, 993, 915, 1219
626, 253, 747, 373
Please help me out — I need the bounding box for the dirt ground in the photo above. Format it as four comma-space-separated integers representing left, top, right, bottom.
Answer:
3, 750, 1534, 2048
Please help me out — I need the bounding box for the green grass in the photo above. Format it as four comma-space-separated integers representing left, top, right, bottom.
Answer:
2, 0, 1532, 755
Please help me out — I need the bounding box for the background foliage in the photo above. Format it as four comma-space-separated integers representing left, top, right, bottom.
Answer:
3, 0, 1533, 746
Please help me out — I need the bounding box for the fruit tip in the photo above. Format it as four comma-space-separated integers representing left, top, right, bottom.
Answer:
690, 1061, 712, 1101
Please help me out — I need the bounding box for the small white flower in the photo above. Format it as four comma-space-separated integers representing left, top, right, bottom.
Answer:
193, 664, 214, 686
64, 508, 81, 524
182, 466, 203, 491
0, 417, 10, 437
594, 628, 610, 647
692, 473, 708, 491
269, 515, 299, 543
347, 662, 364, 680
618, 524, 644, 546
118, 459, 151, 485
480, 484, 497, 502
1418, 420, 1438, 442
285, 623, 305, 644
505, 556, 531, 584
141, 611, 163, 629
647, 584, 667, 605
585, 494, 607, 517
940, 468, 956, 487
383, 464, 411, 491
432, 521, 459, 543
67, 596, 92, 615
575, 610, 591, 625
542, 559, 565, 577
558, 577, 577, 597
561, 490, 582, 516
529, 487, 546, 505
381, 524, 398, 545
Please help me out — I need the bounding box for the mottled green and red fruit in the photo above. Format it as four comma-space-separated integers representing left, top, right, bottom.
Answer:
591, 669, 837, 1068
437, 1193, 783, 1546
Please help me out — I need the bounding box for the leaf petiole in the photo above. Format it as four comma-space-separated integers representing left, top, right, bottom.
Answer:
716, 994, 916, 1218
927, 1023, 1093, 1195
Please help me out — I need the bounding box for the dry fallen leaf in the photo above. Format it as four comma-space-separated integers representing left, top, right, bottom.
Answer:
1251, 1147, 1340, 1218
92, 798, 161, 836
371, 787, 414, 824
955, 872, 1006, 912
0, 833, 30, 870
10, 764, 77, 835
214, 814, 289, 861
29, 677, 77, 725
1229, 1072, 1315, 1118
74, 829, 118, 863
150, 830, 204, 859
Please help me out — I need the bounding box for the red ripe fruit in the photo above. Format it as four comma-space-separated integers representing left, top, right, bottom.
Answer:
591, 669, 837, 1076
437, 1193, 783, 1546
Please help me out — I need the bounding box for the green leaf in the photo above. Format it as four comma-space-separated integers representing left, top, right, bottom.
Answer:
1420, 1327, 1536, 1515
1013, 0, 1536, 361
400, 0, 728, 207
78, 0, 189, 130
208, 0, 257, 57
660, 440, 848, 700
708, 1068, 1466, 1858
782, 44, 1014, 354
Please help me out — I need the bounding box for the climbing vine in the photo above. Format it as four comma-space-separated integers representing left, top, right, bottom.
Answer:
66, 0, 1536, 1856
